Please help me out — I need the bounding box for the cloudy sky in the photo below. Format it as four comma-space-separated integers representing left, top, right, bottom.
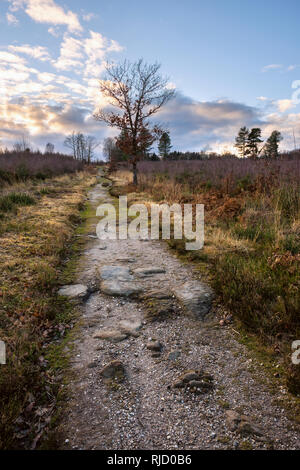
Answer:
1, 0, 300, 157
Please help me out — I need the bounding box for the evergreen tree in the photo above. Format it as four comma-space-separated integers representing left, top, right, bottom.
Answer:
235, 126, 249, 157
158, 131, 172, 159
246, 128, 263, 158
45, 142, 54, 154
264, 130, 282, 158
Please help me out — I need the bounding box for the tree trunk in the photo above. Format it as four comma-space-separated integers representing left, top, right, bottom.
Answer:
132, 162, 138, 185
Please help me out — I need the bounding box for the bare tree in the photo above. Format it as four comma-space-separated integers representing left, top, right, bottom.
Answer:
64, 132, 77, 159
64, 131, 99, 162
94, 59, 175, 184
13, 134, 31, 152
85, 135, 100, 164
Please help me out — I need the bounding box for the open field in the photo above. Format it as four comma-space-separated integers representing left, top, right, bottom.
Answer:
0, 168, 97, 449
112, 156, 300, 395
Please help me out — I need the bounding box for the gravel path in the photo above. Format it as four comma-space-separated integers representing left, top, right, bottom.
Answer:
59, 176, 300, 450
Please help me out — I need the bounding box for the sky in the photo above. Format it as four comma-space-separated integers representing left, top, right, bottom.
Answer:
1, 0, 300, 157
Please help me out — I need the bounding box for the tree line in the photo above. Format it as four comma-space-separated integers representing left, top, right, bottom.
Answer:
234, 127, 282, 159
0, 132, 100, 164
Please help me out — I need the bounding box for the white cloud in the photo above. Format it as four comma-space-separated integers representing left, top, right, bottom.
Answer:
287, 64, 300, 72
8, 0, 83, 33
82, 12, 97, 22
9, 44, 51, 62
48, 26, 60, 37
54, 30, 123, 76
38, 72, 56, 83
83, 31, 123, 77
54, 34, 84, 71
6, 13, 19, 25
262, 64, 283, 72
0, 51, 26, 64
262, 63, 299, 73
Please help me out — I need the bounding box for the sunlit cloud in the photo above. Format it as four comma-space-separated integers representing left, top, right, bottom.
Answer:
277, 99, 295, 113
54, 34, 84, 71
8, 0, 83, 33
54, 30, 123, 77
1, 1, 300, 155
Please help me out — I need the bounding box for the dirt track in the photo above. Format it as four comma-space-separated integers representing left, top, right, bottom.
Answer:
59, 174, 300, 450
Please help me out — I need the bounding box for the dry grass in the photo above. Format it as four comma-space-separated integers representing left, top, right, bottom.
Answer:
0, 170, 97, 449
112, 165, 300, 395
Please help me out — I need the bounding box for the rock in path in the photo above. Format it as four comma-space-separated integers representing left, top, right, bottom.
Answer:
172, 369, 214, 394
101, 280, 143, 297
100, 265, 133, 281
146, 340, 163, 352
173, 280, 214, 319
93, 329, 128, 343
225, 410, 263, 436
134, 267, 166, 277
100, 360, 125, 382
99, 265, 144, 297
168, 350, 181, 361
58, 284, 88, 300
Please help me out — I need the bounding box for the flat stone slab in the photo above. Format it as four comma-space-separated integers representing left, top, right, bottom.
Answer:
101, 280, 143, 297
100, 265, 133, 281
94, 317, 142, 343
173, 280, 214, 319
133, 267, 166, 277
58, 284, 88, 300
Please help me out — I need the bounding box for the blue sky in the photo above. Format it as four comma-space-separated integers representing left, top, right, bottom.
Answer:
1, 0, 300, 156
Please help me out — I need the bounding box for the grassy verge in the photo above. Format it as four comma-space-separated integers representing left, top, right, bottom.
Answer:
111, 167, 300, 397
0, 169, 97, 449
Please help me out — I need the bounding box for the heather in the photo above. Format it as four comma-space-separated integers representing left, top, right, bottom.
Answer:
138, 153, 300, 196
0, 151, 83, 183
117, 153, 300, 394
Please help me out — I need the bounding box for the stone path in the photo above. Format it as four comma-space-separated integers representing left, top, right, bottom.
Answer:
59, 174, 300, 450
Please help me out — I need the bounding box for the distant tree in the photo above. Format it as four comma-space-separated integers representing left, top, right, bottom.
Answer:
85, 136, 100, 164
103, 137, 123, 170
13, 134, 31, 152
264, 130, 282, 158
45, 142, 55, 154
76, 133, 86, 161
147, 152, 160, 161
64, 132, 77, 159
246, 128, 263, 158
234, 127, 249, 158
94, 59, 175, 184
64, 132, 99, 162
158, 131, 172, 159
